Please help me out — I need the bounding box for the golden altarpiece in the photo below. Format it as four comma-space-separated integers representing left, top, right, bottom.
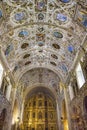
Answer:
23, 92, 57, 130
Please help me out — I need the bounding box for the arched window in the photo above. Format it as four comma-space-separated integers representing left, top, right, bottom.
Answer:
76, 63, 85, 88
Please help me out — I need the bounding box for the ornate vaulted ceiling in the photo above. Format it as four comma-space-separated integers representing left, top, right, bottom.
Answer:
0, 0, 87, 86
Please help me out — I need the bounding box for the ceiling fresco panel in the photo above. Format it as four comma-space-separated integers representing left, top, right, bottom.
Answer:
0, 0, 87, 83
